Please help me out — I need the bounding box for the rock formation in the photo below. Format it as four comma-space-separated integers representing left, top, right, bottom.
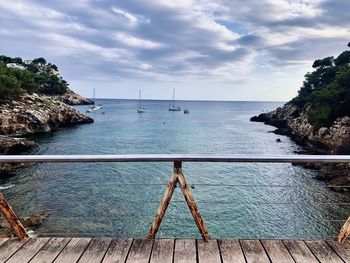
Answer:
251, 104, 350, 154
53, 88, 94, 105
0, 93, 93, 136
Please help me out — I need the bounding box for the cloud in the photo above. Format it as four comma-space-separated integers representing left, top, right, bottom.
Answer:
0, 0, 348, 90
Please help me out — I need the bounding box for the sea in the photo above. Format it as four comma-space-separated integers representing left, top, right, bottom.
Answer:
1, 99, 349, 239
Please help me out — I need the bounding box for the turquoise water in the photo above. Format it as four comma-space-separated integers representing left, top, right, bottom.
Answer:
1, 99, 349, 239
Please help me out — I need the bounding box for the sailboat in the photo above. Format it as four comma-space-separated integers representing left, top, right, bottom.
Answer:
168, 89, 181, 111
86, 88, 102, 113
137, 89, 146, 113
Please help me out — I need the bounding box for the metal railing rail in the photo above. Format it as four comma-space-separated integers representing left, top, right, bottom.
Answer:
0, 154, 350, 243
1, 154, 350, 163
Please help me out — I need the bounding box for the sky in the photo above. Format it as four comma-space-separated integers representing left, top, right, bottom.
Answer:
0, 0, 349, 101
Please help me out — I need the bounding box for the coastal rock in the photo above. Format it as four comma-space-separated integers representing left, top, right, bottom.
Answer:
251, 105, 350, 154
53, 88, 94, 105
0, 212, 48, 237
0, 93, 93, 136
0, 136, 38, 176
0, 135, 38, 154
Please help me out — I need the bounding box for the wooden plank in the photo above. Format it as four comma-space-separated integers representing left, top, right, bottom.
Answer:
126, 239, 153, 263
173, 239, 196, 263
0, 192, 28, 240
338, 216, 350, 244
0, 238, 28, 263
0, 238, 9, 247
305, 241, 343, 263
261, 240, 294, 263
54, 238, 91, 263
150, 239, 174, 263
148, 171, 178, 239
6, 238, 50, 263
240, 240, 270, 263
30, 237, 71, 263
283, 240, 318, 263
78, 238, 112, 263
218, 239, 245, 263
327, 240, 350, 263
197, 240, 221, 263
102, 238, 133, 263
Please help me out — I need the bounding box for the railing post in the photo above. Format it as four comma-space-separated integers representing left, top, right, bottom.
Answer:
148, 161, 210, 241
337, 216, 350, 244
0, 192, 29, 240
176, 165, 210, 241
148, 162, 179, 239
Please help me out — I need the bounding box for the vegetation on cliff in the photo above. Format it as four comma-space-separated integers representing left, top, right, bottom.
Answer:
0, 55, 68, 98
289, 43, 350, 129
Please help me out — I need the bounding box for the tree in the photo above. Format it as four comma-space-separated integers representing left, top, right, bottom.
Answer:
11, 57, 22, 64
32, 57, 46, 64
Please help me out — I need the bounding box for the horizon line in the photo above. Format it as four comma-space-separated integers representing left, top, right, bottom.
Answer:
89, 98, 287, 103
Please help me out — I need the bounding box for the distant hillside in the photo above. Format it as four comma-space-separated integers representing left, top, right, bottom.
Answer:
0, 55, 69, 98
289, 43, 350, 130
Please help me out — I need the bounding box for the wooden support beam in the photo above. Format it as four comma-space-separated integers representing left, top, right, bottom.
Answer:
177, 169, 210, 241
148, 167, 178, 239
0, 192, 29, 240
148, 161, 210, 241
337, 216, 350, 244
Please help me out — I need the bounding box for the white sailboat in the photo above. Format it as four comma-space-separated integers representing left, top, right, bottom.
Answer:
86, 88, 102, 113
137, 89, 146, 113
168, 89, 181, 111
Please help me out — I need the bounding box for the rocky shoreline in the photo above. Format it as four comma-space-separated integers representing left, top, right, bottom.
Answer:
53, 88, 94, 105
251, 104, 350, 191
0, 92, 93, 175
0, 212, 48, 237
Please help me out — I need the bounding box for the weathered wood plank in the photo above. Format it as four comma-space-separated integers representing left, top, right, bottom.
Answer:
338, 216, 350, 244
6, 238, 50, 263
218, 240, 245, 263
0, 238, 8, 247
148, 171, 178, 239
177, 169, 210, 241
0, 238, 28, 263
173, 239, 196, 263
0, 193, 28, 240
305, 241, 343, 263
150, 239, 174, 263
197, 240, 221, 263
102, 238, 133, 263
54, 238, 91, 263
78, 238, 112, 263
283, 240, 318, 263
261, 240, 294, 263
30, 237, 71, 263
327, 240, 350, 263
240, 240, 270, 263
126, 239, 153, 263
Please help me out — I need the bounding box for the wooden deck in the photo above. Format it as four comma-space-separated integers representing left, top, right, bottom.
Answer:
0, 238, 349, 263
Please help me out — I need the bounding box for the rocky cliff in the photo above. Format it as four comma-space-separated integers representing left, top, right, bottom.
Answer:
0, 93, 93, 171
251, 105, 350, 191
251, 105, 350, 154
53, 88, 94, 105
0, 93, 93, 136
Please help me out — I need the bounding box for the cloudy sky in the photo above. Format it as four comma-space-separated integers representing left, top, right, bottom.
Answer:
0, 0, 349, 101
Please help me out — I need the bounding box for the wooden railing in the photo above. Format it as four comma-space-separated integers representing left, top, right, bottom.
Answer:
0, 154, 350, 243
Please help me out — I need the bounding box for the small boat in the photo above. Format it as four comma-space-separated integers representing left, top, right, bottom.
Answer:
169, 89, 181, 111
86, 89, 102, 112
137, 89, 146, 113
184, 109, 190, 114
86, 105, 102, 113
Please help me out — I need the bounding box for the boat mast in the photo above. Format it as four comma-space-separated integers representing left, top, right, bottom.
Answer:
139, 90, 141, 108
172, 89, 175, 108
